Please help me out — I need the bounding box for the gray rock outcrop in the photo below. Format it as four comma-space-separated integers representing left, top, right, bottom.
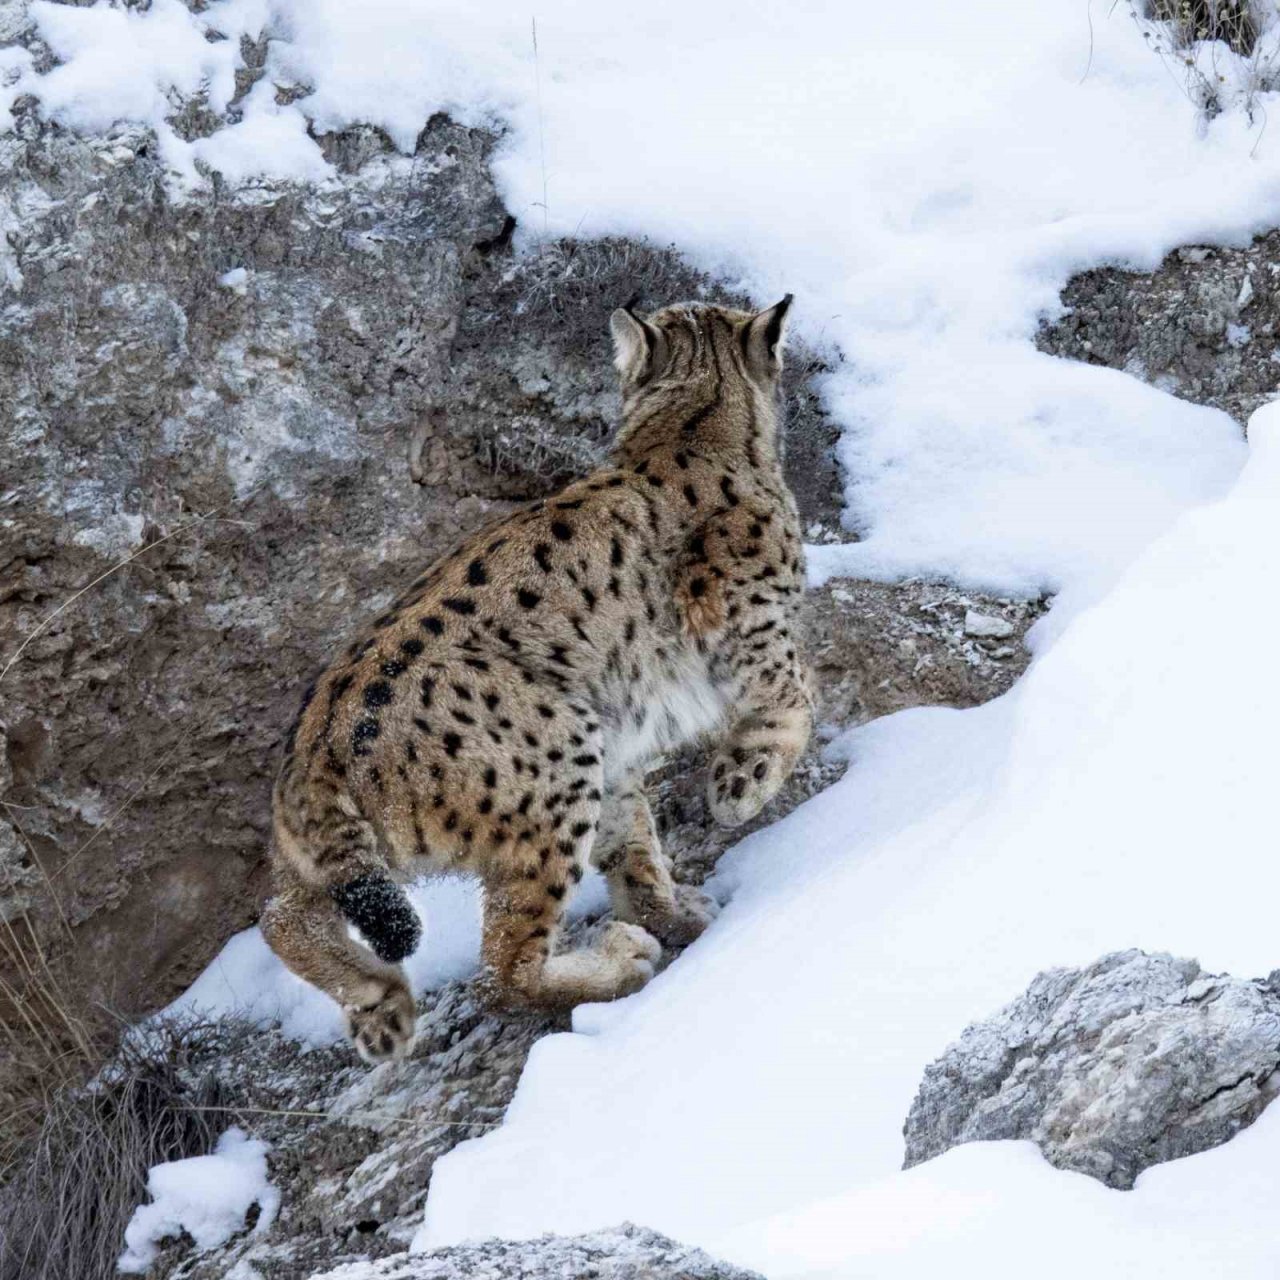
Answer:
1038, 233, 1280, 427
904, 949, 1280, 1189
311, 1224, 762, 1280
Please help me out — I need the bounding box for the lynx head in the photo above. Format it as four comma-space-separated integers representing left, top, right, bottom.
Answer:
608, 296, 793, 462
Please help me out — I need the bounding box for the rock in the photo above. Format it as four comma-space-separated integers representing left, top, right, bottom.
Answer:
1038, 232, 1280, 426
310, 1224, 763, 1280
903, 950, 1280, 1189
963, 609, 1015, 639
135, 985, 559, 1279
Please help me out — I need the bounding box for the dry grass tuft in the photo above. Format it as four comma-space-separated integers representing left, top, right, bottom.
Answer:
1148, 0, 1259, 54
1127, 0, 1280, 120
0, 1018, 229, 1280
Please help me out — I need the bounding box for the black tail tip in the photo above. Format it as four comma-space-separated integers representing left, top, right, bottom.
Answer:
331, 873, 422, 964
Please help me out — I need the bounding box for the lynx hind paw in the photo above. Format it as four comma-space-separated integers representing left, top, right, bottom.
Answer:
707, 744, 788, 828
346, 978, 416, 1065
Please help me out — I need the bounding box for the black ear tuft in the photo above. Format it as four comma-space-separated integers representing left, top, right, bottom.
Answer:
763, 294, 794, 357
622, 292, 643, 316
331, 873, 422, 963
742, 294, 794, 377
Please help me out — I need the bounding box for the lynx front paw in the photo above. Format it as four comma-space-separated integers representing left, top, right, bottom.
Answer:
346, 978, 416, 1065
707, 745, 787, 828
596, 921, 661, 996
648, 885, 719, 948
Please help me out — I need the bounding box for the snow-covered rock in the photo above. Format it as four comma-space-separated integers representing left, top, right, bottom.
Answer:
119, 1127, 279, 1273
904, 950, 1280, 1188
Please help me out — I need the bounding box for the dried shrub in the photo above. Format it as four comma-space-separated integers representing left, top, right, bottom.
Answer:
0, 1018, 230, 1280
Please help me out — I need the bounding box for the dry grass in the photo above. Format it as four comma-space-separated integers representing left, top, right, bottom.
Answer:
0, 1018, 228, 1280
1128, 0, 1280, 120
1148, 0, 1259, 54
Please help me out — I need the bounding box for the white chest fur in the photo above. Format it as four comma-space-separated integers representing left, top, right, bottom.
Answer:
604, 651, 728, 783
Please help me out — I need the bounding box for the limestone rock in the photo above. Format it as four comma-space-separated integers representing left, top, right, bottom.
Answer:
903, 949, 1280, 1189
1038, 232, 1280, 426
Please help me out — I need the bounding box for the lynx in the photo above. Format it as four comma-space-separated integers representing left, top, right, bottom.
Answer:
262, 296, 813, 1062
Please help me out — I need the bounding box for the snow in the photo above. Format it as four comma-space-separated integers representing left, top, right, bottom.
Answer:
117, 1127, 279, 1273
8, 0, 1267, 593
165, 869, 608, 1042
717, 1108, 1280, 1279
417, 408, 1280, 1270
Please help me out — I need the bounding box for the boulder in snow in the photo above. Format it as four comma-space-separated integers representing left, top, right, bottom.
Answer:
903, 949, 1280, 1188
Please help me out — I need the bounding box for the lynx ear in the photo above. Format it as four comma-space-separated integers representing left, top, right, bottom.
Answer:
609, 300, 664, 386
741, 294, 793, 378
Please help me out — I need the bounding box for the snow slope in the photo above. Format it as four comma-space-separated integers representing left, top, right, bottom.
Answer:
417, 405, 1280, 1271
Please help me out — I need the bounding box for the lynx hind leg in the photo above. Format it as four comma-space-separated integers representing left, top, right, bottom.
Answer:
260, 883, 417, 1064
481, 792, 660, 1011
593, 783, 718, 947
708, 700, 812, 829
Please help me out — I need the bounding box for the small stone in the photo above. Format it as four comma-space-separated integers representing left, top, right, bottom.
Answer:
963, 610, 1014, 639
218, 266, 249, 294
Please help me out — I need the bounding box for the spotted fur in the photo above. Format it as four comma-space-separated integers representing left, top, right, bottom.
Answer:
262, 296, 813, 1062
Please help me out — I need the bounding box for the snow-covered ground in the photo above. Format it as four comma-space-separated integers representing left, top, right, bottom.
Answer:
15, 0, 1280, 1274
419, 407, 1280, 1273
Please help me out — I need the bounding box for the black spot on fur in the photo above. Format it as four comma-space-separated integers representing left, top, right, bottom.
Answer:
420, 616, 445, 637
518, 589, 541, 609
364, 681, 393, 710
443, 597, 476, 615
551, 521, 573, 542
534, 543, 553, 572
467, 559, 488, 586
352, 717, 380, 754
